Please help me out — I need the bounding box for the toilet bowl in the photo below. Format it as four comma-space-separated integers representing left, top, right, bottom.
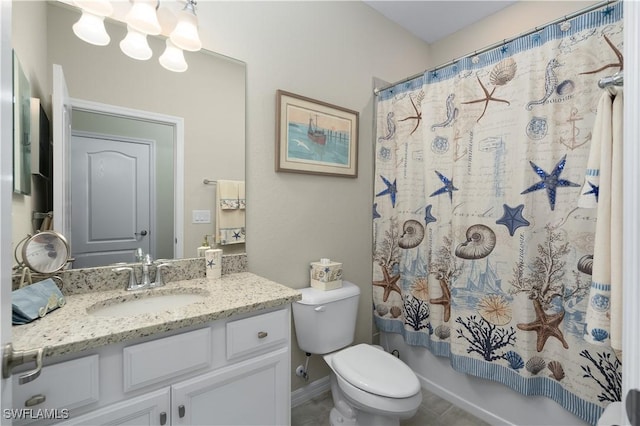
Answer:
324, 344, 422, 426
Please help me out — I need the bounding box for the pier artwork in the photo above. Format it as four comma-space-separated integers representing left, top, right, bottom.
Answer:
276, 90, 358, 177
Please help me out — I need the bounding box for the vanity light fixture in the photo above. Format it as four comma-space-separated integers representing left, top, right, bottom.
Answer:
71, 0, 202, 72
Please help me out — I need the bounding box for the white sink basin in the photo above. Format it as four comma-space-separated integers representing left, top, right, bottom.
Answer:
89, 292, 208, 317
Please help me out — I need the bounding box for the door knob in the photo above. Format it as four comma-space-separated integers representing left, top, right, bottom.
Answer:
2, 343, 43, 384
135, 230, 148, 237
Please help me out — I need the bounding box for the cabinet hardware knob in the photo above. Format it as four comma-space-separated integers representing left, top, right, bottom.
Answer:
25, 394, 46, 407
160, 412, 167, 425
178, 405, 185, 418
257, 331, 268, 339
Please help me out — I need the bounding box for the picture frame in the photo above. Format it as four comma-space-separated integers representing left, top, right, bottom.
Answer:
276, 90, 358, 178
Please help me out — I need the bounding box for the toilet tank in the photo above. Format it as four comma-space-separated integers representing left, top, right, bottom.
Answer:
293, 281, 360, 355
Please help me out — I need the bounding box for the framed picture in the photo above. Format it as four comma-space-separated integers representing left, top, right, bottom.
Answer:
276, 90, 358, 178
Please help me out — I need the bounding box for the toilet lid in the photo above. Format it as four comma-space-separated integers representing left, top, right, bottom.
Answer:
331, 344, 420, 398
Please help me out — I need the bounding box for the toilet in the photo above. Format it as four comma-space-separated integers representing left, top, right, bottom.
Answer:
292, 281, 422, 426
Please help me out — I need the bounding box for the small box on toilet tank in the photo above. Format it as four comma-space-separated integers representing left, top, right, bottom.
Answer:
310, 258, 343, 290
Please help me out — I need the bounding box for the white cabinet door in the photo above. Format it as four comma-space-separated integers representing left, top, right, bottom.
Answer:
172, 348, 289, 426
59, 388, 170, 426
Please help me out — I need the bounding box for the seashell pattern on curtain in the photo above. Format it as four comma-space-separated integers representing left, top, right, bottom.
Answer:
372, 4, 623, 425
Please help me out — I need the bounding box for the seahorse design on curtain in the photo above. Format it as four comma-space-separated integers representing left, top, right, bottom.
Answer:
372, 4, 623, 425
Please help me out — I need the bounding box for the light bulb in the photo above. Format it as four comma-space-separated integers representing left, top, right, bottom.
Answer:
159, 39, 188, 72
169, 9, 201, 52
73, 12, 110, 46
120, 27, 152, 61
125, 0, 161, 35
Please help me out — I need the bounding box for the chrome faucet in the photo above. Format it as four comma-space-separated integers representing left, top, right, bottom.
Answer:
113, 253, 172, 291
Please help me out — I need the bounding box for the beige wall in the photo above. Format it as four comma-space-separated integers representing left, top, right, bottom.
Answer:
194, 1, 432, 388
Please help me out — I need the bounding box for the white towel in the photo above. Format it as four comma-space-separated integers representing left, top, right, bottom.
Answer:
610, 89, 623, 351
218, 180, 240, 210
584, 90, 623, 351
215, 180, 245, 245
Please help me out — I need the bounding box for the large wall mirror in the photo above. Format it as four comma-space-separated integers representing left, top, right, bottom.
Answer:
12, 1, 246, 268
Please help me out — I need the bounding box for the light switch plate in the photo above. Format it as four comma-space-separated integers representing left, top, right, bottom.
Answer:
192, 210, 211, 224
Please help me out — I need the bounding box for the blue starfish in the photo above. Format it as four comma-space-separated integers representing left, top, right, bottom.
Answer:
207, 259, 216, 269
424, 205, 436, 225
429, 171, 458, 202
373, 203, 381, 219
376, 175, 397, 208
520, 155, 579, 211
583, 181, 600, 202
233, 231, 242, 240
496, 204, 530, 236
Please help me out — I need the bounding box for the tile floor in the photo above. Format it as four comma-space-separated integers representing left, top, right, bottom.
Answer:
292, 388, 490, 426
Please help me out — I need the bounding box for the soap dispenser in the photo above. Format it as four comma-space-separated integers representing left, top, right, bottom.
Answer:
197, 235, 210, 257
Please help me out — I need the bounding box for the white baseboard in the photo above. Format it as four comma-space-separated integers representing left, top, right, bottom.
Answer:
414, 371, 514, 426
291, 375, 331, 408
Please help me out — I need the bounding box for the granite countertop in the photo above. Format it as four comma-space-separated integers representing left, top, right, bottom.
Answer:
12, 272, 301, 358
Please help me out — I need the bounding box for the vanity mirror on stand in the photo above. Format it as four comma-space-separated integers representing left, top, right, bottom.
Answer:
13, 230, 71, 288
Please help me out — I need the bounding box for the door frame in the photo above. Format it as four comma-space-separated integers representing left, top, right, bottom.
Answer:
55, 98, 184, 259
70, 130, 157, 264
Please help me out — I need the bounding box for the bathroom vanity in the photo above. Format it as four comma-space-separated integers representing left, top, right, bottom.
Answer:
10, 271, 301, 425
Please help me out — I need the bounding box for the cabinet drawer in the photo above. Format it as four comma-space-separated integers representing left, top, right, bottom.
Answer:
226, 308, 288, 360
58, 387, 170, 426
124, 327, 211, 392
13, 354, 99, 423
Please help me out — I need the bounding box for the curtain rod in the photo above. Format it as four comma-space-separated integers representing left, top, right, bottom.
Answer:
374, 0, 616, 95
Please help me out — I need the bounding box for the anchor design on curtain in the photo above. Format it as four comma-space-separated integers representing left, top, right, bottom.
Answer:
372, 4, 623, 425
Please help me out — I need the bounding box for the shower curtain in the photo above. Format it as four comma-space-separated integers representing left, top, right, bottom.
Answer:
372, 4, 622, 425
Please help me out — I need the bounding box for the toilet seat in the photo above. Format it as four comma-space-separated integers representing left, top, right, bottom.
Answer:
330, 344, 421, 398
